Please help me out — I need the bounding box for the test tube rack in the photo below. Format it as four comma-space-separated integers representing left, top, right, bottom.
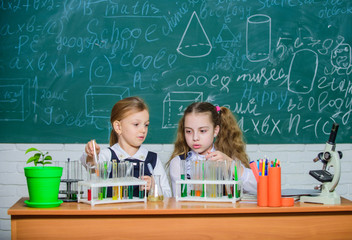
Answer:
78, 177, 147, 206
60, 178, 83, 202
175, 179, 242, 203
59, 159, 83, 202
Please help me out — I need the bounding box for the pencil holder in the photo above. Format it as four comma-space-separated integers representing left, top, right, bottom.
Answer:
257, 175, 268, 207
268, 167, 281, 207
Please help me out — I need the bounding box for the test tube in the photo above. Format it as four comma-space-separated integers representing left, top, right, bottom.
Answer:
216, 161, 223, 198
118, 161, 125, 200
112, 160, 118, 200
180, 160, 187, 197
86, 162, 93, 201
139, 162, 145, 199
223, 161, 232, 199
195, 160, 201, 197
206, 160, 216, 198
190, 160, 196, 196
98, 161, 106, 200
126, 162, 134, 199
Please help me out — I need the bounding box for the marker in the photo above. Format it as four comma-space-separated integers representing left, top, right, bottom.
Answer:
249, 161, 259, 182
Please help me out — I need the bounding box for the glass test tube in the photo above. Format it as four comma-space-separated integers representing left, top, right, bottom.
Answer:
206, 160, 216, 198
223, 161, 232, 199
234, 160, 241, 198
139, 162, 145, 198
190, 160, 196, 196
127, 162, 134, 199
98, 161, 105, 200
86, 162, 93, 201
216, 161, 224, 198
112, 160, 118, 200
118, 161, 125, 200
195, 160, 201, 197
180, 160, 187, 197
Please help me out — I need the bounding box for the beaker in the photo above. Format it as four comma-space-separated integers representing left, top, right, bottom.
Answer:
148, 175, 164, 201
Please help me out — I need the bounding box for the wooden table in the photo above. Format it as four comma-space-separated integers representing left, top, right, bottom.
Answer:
8, 197, 352, 239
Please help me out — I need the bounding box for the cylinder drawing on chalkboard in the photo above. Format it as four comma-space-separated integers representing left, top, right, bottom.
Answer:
162, 91, 203, 128
85, 86, 129, 118
246, 14, 271, 62
331, 43, 351, 69
288, 49, 318, 94
176, 11, 212, 58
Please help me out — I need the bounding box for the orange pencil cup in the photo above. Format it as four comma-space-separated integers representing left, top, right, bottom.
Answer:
268, 167, 281, 207
257, 175, 268, 207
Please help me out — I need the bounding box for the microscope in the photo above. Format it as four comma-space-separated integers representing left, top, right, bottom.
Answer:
300, 123, 343, 205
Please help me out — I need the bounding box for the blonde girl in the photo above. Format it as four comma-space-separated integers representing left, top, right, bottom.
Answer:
81, 96, 171, 197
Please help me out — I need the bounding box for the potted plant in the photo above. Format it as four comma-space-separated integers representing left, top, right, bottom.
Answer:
24, 147, 63, 208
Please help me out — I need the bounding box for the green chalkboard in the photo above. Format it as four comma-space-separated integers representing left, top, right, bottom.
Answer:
1, 0, 351, 144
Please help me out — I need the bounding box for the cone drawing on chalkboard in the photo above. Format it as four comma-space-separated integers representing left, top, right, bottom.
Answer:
177, 11, 212, 58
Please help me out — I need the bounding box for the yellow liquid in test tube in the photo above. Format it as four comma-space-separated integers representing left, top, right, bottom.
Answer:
112, 160, 118, 200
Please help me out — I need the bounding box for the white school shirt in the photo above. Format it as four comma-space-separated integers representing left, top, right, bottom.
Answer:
80, 143, 172, 198
169, 149, 257, 197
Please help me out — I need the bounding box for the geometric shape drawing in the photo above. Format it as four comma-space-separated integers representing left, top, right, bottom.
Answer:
331, 43, 351, 69
216, 24, 238, 44
288, 49, 318, 94
85, 86, 129, 118
162, 91, 203, 128
246, 14, 271, 62
176, 11, 212, 58
0, 78, 30, 121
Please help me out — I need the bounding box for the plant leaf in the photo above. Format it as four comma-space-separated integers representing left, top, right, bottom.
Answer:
25, 148, 39, 154
44, 156, 52, 161
26, 155, 40, 164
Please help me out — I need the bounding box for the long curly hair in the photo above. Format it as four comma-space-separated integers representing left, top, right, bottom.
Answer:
167, 102, 249, 168
109, 96, 148, 146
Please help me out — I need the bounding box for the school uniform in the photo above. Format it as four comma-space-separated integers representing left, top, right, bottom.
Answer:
169, 148, 257, 197
80, 143, 172, 198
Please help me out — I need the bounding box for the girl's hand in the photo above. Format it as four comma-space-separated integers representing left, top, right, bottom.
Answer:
141, 176, 152, 191
205, 150, 232, 162
84, 140, 101, 168
85, 140, 101, 158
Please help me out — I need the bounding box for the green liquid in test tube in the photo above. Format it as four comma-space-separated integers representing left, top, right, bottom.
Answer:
234, 164, 239, 198
139, 162, 145, 199
180, 160, 187, 197
126, 162, 133, 199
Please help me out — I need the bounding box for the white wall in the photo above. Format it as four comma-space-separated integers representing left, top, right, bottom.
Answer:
1, 143, 351, 239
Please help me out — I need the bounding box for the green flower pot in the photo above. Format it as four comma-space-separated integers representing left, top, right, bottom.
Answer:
24, 166, 63, 208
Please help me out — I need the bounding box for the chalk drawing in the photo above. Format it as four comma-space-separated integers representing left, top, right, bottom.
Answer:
85, 86, 129, 118
246, 14, 271, 62
288, 49, 318, 94
0, 78, 30, 121
177, 11, 212, 58
331, 43, 351, 69
162, 91, 203, 128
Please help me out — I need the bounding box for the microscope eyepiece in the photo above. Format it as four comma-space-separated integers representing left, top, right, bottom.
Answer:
327, 123, 339, 145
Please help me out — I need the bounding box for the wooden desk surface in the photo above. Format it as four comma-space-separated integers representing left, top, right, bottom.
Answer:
8, 197, 352, 240
8, 197, 352, 215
